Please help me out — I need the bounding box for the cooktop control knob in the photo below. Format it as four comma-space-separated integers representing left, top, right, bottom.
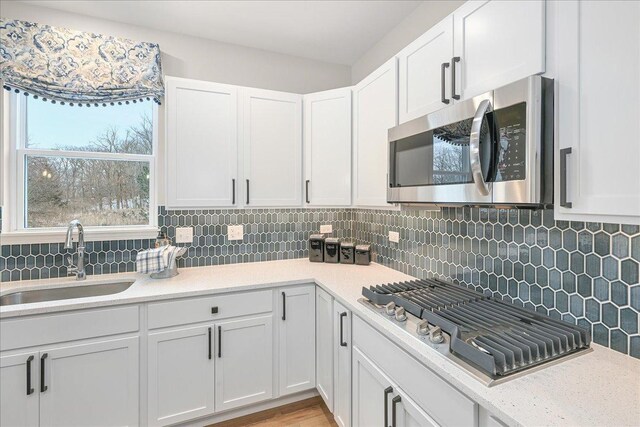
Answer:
384, 302, 396, 316
416, 319, 430, 336
395, 307, 407, 322
429, 326, 444, 344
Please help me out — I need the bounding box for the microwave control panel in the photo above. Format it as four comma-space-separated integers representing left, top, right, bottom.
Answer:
494, 102, 527, 182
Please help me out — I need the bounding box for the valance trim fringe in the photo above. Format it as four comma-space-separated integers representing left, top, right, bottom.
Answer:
0, 18, 164, 106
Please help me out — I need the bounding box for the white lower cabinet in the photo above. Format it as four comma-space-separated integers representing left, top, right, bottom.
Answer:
332, 300, 351, 427
352, 347, 436, 427
1, 338, 139, 427
278, 285, 316, 396
40, 337, 139, 427
0, 352, 39, 427
147, 325, 215, 426
316, 287, 334, 411
215, 315, 273, 412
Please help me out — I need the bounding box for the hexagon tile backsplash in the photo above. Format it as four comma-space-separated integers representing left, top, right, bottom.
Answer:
0, 206, 638, 359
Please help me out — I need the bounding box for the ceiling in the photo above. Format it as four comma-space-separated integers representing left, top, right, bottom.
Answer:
19, 0, 423, 65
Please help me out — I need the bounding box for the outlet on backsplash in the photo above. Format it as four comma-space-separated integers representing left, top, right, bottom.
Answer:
228, 225, 244, 241
175, 227, 193, 243
320, 224, 333, 234
388, 231, 400, 243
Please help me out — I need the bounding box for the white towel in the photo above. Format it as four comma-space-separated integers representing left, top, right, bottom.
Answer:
136, 246, 171, 274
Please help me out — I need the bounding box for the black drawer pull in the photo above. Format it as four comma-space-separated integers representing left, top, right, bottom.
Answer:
40, 353, 48, 392
560, 147, 572, 208
26, 355, 34, 395
211, 306, 218, 314
451, 56, 461, 100
282, 292, 286, 321
384, 386, 393, 427
246, 179, 250, 205
232, 179, 236, 205
305, 180, 310, 204
218, 326, 222, 358
441, 62, 450, 105
339, 312, 347, 347
392, 395, 402, 427
208, 327, 212, 360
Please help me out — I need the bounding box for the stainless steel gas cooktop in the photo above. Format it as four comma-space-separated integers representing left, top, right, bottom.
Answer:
359, 278, 591, 386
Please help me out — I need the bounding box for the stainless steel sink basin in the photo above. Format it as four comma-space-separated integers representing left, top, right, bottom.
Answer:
0, 281, 135, 306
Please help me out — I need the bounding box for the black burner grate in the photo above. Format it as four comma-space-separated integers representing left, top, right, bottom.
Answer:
363, 279, 591, 377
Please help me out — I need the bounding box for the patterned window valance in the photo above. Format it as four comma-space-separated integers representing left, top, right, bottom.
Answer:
0, 18, 164, 106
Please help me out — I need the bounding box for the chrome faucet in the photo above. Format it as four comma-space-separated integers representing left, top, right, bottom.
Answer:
64, 219, 86, 280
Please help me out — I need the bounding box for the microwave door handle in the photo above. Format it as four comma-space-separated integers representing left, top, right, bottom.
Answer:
469, 98, 492, 196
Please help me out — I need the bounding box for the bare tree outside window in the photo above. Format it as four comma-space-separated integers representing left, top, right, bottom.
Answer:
22, 99, 154, 228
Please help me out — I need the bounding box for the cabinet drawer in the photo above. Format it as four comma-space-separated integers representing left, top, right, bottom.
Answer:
0, 306, 139, 351
353, 316, 477, 427
147, 290, 273, 329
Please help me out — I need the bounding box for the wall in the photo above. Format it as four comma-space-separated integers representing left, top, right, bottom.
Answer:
0, 2, 351, 94
353, 207, 640, 359
351, 0, 464, 84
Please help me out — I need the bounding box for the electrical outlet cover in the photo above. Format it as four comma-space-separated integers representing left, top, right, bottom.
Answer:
320, 224, 333, 234
228, 225, 244, 241
389, 231, 400, 243
176, 227, 193, 243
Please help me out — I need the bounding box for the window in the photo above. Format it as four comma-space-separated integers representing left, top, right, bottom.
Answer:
4, 94, 157, 239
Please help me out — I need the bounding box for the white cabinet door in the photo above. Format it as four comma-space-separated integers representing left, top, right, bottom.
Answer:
398, 15, 454, 123
303, 88, 352, 206
39, 337, 139, 427
453, 0, 545, 100
0, 352, 39, 427
243, 88, 302, 207
352, 346, 392, 427
147, 325, 214, 426
315, 287, 334, 411
166, 77, 238, 208
215, 316, 273, 411
353, 58, 398, 207
278, 285, 316, 396
333, 301, 351, 427
393, 388, 438, 427
555, 0, 640, 224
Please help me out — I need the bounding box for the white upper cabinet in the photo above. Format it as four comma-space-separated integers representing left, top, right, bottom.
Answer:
353, 58, 398, 207
554, 0, 640, 224
242, 89, 302, 207
303, 88, 352, 206
398, 15, 454, 123
453, 0, 545, 100
166, 77, 238, 208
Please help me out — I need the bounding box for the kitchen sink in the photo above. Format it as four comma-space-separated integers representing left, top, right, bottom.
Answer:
0, 281, 135, 306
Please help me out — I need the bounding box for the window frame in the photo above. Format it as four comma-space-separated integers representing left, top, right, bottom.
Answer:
1, 92, 159, 244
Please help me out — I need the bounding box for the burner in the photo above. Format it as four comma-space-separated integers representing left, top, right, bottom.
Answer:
362, 278, 591, 379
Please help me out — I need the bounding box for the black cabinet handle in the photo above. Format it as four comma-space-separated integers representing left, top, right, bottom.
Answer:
26, 355, 34, 395
560, 147, 572, 208
392, 395, 402, 427
246, 179, 250, 205
281, 292, 286, 321
218, 326, 222, 358
440, 62, 450, 105
451, 56, 461, 100
208, 327, 212, 360
211, 306, 218, 315
40, 353, 48, 392
305, 180, 310, 204
339, 312, 347, 347
232, 179, 236, 205
384, 386, 393, 427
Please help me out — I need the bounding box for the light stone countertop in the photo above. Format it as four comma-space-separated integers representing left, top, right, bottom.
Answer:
1, 259, 639, 427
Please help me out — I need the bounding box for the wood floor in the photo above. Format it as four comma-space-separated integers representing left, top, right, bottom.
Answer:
209, 397, 338, 427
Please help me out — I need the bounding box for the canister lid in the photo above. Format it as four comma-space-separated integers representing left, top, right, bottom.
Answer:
325, 237, 341, 244
355, 244, 371, 252
309, 234, 325, 240
340, 242, 355, 248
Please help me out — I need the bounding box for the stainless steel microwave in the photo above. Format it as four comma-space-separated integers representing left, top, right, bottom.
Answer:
387, 76, 553, 207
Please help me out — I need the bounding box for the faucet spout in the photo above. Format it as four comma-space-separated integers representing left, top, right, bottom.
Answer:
64, 219, 84, 249
64, 220, 86, 280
